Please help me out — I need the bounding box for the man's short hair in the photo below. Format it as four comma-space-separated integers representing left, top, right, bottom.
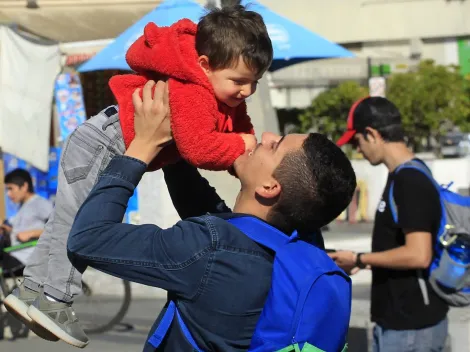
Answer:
268, 133, 357, 234
196, 4, 273, 76
337, 97, 405, 146
4, 168, 34, 193
354, 97, 405, 142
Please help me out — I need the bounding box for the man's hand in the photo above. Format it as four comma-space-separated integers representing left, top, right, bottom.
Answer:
125, 80, 172, 164
329, 250, 361, 276
17, 230, 41, 243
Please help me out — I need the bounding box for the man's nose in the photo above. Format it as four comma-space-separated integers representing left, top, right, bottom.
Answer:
261, 132, 281, 145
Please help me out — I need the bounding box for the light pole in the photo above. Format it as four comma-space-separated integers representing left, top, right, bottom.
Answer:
26, 0, 39, 9
206, 0, 222, 8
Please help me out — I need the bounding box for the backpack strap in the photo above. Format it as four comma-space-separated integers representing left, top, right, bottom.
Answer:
389, 160, 435, 224
148, 301, 204, 351
227, 216, 291, 252
389, 159, 437, 306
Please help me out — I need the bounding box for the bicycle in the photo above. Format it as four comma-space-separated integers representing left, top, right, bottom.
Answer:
0, 240, 132, 339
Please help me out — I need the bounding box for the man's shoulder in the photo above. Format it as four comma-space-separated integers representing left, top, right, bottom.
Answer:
393, 160, 437, 193
175, 214, 234, 240
185, 214, 249, 239
31, 195, 52, 207
21, 194, 51, 209
286, 240, 350, 279
189, 214, 276, 256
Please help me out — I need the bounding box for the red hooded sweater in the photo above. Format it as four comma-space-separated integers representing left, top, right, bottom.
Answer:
109, 19, 254, 171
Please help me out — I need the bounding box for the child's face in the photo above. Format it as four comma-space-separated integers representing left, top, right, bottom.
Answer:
200, 56, 262, 108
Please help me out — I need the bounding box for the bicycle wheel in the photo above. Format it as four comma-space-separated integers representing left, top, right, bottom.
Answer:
0, 276, 30, 340
73, 269, 132, 335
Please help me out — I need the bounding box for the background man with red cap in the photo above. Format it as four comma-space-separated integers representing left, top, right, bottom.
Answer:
330, 96, 449, 352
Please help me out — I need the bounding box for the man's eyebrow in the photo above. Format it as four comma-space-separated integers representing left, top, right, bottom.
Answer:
275, 136, 286, 150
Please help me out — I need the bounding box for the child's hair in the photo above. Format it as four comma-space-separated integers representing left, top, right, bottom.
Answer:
196, 4, 273, 76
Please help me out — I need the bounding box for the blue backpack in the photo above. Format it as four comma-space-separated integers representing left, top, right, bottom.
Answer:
148, 216, 351, 352
389, 160, 470, 307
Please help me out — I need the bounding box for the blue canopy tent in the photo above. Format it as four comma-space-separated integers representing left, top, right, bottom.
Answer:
239, 0, 354, 70
78, 0, 206, 72
78, 0, 353, 73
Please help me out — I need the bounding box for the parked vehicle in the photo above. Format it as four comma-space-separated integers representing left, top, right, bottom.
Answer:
440, 132, 470, 158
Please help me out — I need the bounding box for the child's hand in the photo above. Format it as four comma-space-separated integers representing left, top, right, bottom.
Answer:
240, 133, 257, 152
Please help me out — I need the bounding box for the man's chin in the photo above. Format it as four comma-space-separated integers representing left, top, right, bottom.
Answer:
232, 151, 250, 179
231, 162, 241, 179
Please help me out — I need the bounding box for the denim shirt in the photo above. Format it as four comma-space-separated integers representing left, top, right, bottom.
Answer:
68, 156, 295, 351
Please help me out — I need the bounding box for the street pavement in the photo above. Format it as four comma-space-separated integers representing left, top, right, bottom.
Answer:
6, 221, 456, 352
1, 297, 167, 351
0, 222, 374, 351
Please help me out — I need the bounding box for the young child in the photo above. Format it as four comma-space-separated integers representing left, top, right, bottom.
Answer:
4, 5, 273, 348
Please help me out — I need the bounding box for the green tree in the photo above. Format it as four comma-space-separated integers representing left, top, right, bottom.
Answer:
298, 81, 368, 142
298, 60, 470, 152
387, 60, 470, 151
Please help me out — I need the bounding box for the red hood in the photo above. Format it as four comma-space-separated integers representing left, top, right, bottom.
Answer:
125, 18, 212, 92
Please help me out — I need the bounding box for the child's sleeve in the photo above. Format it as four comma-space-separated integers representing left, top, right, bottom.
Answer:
169, 80, 247, 171
233, 102, 255, 135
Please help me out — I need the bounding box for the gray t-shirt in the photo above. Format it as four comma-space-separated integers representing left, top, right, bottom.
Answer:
9, 194, 53, 264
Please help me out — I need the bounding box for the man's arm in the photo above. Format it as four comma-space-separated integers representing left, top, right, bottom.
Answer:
69, 81, 214, 296
17, 229, 43, 242
16, 198, 53, 242
162, 160, 231, 219
362, 169, 438, 269
359, 230, 432, 269
331, 169, 439, 271
67, 156, 214, 298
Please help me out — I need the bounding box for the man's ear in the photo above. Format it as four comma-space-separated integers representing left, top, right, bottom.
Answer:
255, 179, 281, 200
364, 127, 382, 144
198, 55, 211, 75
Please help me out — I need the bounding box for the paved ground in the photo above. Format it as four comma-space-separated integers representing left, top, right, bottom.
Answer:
0, 295, 375, 352
0, 222, 375, 351
0, 222, 461, 351
1, 298, 167, 351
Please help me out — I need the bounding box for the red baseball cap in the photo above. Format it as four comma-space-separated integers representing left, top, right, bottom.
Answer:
336, 96, 369, 147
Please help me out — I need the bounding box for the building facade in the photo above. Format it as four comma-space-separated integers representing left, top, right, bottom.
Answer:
266, 0, 470, 108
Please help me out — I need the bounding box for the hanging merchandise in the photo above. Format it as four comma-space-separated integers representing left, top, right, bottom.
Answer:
54, 73, 87, 142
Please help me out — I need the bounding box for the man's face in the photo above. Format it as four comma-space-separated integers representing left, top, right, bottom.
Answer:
234, 132, 307, 192
203, 56, 262, 108
353, 132, 384, 166
5, 183, 28, 204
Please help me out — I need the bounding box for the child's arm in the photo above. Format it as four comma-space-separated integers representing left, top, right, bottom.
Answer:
233, 101, 255, 134
234, 102, 257, 151
163, 160, 232, 219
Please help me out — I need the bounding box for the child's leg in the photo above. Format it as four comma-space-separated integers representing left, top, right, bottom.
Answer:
40, 106, 125, 302
5, 107, 124, 346
22, 107, 125, 348
22, 211, 55, 291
